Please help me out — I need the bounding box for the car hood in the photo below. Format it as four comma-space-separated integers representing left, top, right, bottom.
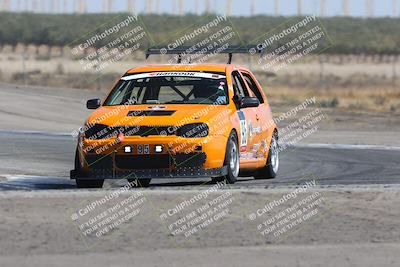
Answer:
86, 104, 231, 127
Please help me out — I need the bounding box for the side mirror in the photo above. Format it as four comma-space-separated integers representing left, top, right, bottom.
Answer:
86, 99, 101, 109
240, 97, 260, 109
233, 94, 242, 104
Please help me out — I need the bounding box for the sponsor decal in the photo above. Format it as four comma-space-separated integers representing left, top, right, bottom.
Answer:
252, 126, 262, 135
122, 72, 226, 81
248, 121, 253, 143
240, 152, 255, 160
252, 143, 261, 158
261, 140, 267, 150
148, 106, 166, 110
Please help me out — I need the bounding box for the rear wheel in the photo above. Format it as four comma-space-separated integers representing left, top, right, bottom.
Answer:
254, 133, 279, 179
216, 131, 239, 184
74, 148, 104, 188
127, 178, 151, 187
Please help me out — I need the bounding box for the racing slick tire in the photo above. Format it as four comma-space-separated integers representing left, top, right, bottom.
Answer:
74, 148, 104, 188
254, 133, 279, 179
127, 178, 151, 187
217, 131, 239, 184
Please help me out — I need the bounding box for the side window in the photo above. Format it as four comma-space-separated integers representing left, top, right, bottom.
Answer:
241, 72, 265, 103
231, 71, 250, 97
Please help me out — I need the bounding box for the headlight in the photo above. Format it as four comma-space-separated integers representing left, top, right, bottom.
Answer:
84, 124, 115, 140
177, 123, 209, 138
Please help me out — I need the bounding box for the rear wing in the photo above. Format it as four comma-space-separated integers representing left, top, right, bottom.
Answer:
145, 45, 262, 64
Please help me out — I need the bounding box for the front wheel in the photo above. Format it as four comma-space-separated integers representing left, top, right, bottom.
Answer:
254, 133, 279, 179
217, 131, 240, 184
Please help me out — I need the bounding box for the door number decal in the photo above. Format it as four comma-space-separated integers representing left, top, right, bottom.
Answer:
238, 111, 248, 148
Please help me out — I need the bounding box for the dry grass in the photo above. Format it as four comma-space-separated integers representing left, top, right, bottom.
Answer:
265, 86, 400, 114
1, 49, 400, 114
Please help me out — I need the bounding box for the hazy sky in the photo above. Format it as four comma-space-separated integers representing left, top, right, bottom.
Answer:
8, 0, 399, 17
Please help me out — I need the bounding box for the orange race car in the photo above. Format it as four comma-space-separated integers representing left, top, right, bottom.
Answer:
71, 51, 278, 188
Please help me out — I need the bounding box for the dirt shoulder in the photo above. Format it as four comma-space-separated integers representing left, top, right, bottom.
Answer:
0, 187, 399, 266
0, 243, 399, 267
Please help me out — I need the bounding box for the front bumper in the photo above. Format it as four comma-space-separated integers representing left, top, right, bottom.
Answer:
71, 149, 228, 180
73, 134, 228, 180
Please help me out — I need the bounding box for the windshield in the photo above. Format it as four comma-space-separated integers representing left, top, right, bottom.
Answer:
103, 72, 229, 106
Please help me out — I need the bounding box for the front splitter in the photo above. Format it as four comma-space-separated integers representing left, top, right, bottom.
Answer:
70, 166, 227, 180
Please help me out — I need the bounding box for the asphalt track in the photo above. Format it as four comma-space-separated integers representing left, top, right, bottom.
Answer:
0, 131, 399, 191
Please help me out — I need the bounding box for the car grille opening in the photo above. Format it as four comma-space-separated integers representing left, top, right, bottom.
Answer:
114, 153, 206, 170
115, 154, 171, 169
86, 154, 113, 169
